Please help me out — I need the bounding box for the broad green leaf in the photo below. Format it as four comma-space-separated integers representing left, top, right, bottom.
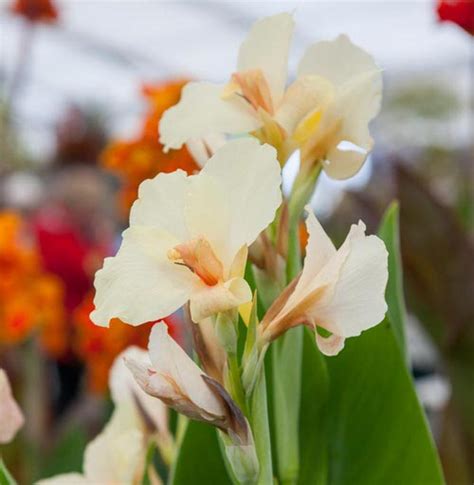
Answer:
0, 460, 16, 485
170, 420, 232, 485
298, 329, 329, 485
326, 319, 445, 485
378, 201, 407, 358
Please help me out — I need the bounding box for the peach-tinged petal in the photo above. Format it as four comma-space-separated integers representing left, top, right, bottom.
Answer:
159, 82, 260, 151
129, 170, 190, 241
185, 133, 226, 168
315, 333, 345, 356
110, 347, 168, 436
237, 12, 294, 106
199, 138, 282, 268
91, 227, 195, 327
0, 369, 24, 444
147, 323, 225, 417
312, 223, 388, 338
189, 277, 252, 323
298, 34, 380, 90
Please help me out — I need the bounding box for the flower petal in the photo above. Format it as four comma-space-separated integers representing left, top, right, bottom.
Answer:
237, 13, 294, 106
110, 347, 169, 436
312, 222, 388, 337
129, 170, 190, 241
189, 277, 252, 323
159, 82, 260, 151
147, 323, 225, 417
83, 406, 144, 483
0, 369, 24, 444
275, 75, 335, 136
323, 146, 367, 180
315, 333, 345, 356
197, 138, 282, 268
91, 227, 195, 327
298, 34, 380, 90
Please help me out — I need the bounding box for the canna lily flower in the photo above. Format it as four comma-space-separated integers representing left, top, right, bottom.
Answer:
0, 369, 24, 444
260, 208, 388, 355
160, 12, 382, 179
437, 0, 474, 35
91, 138, 281, 326
126, 323, 250, 444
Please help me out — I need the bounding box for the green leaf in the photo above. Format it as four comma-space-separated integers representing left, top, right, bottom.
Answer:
325, 319, 445, 485
0, 460, 16, 485
298, 329, 329, 485
378, 201, 407, 358
170, 420, 232, 485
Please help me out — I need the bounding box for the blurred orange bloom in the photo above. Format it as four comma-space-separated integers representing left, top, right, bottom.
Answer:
10, 0, 58, 23
101, 80, 200, 218
72, 293, 182, 394
0, 212, 66, 354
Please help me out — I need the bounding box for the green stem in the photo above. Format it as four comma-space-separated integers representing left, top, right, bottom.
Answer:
228, 353, 248, 417
250, 368, 273, 485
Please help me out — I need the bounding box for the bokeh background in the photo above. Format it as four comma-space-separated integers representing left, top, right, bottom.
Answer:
0, 1, 473, 483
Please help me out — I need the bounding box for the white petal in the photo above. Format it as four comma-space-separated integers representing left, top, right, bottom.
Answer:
84, 406, 144, 483
110, 347, 168, 436
323, 146, 367, 180
147, 323, 224, 417
159, 82, 260, 151
197, 138, 282, 269
91, 227, 195, 327
315, 333, 345, 356
298, 34, 380, 90
333, 70, 381, 150
275, 75, 334, 136
185, 133, 226, 168
0, 369, 24, 444
238, 13, 294, 106
189, 277, 252, 323
36, 473, 91, 485
129, 170, 190, 241
313, 224, 388, 337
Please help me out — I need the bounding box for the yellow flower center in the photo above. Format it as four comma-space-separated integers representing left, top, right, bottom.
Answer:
168, 238, 224, 287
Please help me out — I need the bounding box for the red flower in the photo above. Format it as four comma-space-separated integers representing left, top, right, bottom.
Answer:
437, 0, 474, 35
10, 0, 58, 23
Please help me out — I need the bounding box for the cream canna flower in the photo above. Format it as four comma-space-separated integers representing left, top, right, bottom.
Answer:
160, 13, 382, 178
260, 209, 388, 355
0, 368, 24, 444
126, 323, 250, 442
91, 138, 281, 327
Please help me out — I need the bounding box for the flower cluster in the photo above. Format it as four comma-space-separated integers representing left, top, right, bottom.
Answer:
100, 81, 201, 218
46, 12, 389, 484
0, 211, 66, 356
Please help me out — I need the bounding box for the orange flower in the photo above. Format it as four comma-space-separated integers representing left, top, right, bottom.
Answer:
101, 80, 200, 218
10, 0, 58, 23
72, 293, 182, 394
0, 211, 66, 354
